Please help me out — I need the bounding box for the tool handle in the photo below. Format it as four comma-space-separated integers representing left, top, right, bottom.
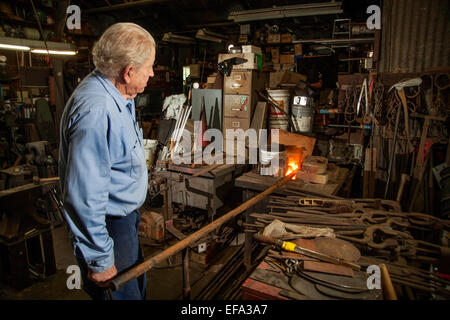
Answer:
380, 264, 398, 300
253, 233, 279, 246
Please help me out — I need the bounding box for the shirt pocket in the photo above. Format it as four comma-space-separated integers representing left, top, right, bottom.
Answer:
130, 138, 144, 179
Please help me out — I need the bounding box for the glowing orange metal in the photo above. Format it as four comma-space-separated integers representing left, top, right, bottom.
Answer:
285, 158, 299, 180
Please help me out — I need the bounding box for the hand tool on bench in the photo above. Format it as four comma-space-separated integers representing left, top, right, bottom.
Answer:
109, 171, 298, 291
254, 233, 361, 271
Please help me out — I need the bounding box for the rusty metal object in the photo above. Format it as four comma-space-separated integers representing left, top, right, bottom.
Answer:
313, 237, 361, 262
109, 172, 297, 291
254, 234, 361, 271
298, 198, 356, 208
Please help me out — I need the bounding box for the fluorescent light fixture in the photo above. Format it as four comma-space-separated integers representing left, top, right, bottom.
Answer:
0, 43, 30, 51
162, 32, 195, 44
31, 49, 77, 55
228, 2, 343, 22
0, 36, 77, 55
195, 29, 228, 43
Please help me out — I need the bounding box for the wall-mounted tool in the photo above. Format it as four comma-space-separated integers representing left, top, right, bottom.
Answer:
218, 57, 248, 77
388, 78, 422, 153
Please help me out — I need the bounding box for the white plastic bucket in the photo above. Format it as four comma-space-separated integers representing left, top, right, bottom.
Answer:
291, 105, 314, 133
143, 139, 158, 167
269, 118, 289, 131
267, 89, 290, 118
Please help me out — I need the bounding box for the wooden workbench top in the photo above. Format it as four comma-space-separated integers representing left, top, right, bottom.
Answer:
235, 166, 349, 197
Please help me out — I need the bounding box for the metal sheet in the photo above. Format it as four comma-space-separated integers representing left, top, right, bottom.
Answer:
314, 237, 361, 262
380, 0, 449, 73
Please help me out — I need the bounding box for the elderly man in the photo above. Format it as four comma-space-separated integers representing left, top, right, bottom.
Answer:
59, 23, 155, 300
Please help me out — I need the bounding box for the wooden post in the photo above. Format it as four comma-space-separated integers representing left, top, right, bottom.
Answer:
380, 264, 398, 300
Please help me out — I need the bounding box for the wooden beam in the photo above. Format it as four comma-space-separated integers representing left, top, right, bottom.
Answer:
86, 0, 172, 14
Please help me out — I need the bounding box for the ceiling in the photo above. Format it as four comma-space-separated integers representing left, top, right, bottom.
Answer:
70, 0, 380, 40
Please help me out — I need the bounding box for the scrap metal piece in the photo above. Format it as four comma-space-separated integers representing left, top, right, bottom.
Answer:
314, 237, 361, 262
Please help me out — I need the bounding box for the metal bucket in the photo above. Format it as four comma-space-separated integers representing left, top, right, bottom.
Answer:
291, 105, 314, 133
267, 89, 290, 118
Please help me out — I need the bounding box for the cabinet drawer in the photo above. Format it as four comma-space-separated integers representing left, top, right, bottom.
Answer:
223, 117, 251, 132
223, 94, 252, 119
224, 71, 252, 95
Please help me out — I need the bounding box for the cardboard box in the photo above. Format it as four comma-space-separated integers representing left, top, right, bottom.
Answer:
269, 71, 285, 88
189, 64, 200, 77
250, 102, 268, 131
281, 70, 307, 84
278, 129, 316, 157
281, 33, 292, 43
218, 53, 262, 70
294, 43, 303, 56
280, 54, 295, 64
206, 73, 223, 89
238, 34, 248, 43
271, 47, 280, 63
267, 33, 281, 43
281, 64, 295, 71
242, 45, 262, 54
223, 94, 251, 119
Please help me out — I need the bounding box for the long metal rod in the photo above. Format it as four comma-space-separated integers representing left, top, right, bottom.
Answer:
109, 172, 296, 291
182, 247, 191, 300
384, 107, 401, 199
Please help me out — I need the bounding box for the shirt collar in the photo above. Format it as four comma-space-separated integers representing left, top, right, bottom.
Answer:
92, 69, 134, 113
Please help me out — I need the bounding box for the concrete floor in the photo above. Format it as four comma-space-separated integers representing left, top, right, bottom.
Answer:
0, 223, 240, 300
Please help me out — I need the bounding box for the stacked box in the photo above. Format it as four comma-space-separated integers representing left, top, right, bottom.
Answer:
267, 33, 281, 43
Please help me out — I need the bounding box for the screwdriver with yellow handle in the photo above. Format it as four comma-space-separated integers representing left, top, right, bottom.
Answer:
254, 233, 361, 271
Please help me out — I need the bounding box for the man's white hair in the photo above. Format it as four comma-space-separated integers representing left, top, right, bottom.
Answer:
92, 22, 156, 79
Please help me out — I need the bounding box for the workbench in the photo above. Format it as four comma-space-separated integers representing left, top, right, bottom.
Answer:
0, 180, 58, 289
235, 166, 350, 269
155, 162, 245, 220
235, 165, 350, 198
242, 260, 382, 300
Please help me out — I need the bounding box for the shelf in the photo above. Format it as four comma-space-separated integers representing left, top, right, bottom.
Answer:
292, 37, 374, 45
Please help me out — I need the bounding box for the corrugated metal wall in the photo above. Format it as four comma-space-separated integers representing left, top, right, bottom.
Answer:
379, 0, 449, 73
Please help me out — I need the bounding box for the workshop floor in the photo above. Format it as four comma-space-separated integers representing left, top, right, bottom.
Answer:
0, 223, 237, 300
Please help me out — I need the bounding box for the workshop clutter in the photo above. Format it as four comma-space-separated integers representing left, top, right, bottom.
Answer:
243, 194, 450, 299
138, 210, 164, 242
333, 71, 450, 212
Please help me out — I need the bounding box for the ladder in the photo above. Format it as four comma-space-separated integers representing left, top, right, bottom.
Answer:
332, 18, 351, 48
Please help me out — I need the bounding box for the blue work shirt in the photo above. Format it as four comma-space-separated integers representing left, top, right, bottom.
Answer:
59, 70, 148, 273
